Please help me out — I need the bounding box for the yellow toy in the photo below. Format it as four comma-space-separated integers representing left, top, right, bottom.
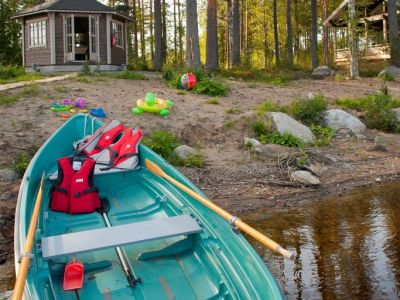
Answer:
132, 93, 173, 116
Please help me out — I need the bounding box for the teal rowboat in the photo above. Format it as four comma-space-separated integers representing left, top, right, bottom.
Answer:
15, 114, 284, 299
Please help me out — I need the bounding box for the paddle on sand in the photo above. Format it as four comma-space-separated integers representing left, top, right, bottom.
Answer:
145, 159, 294, 260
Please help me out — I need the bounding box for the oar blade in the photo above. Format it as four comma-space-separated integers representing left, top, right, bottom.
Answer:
144, 159, 165, 177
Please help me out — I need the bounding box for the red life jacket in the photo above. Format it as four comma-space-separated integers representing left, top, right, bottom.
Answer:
113, 128, 143, 169
78, 120, 125, 157
50, 157, 101, 214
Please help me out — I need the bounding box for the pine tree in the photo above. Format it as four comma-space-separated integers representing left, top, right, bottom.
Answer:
273, 0, 280, 66
185, 0, 201, 68
286, 0, 293, 67
310, 0, 318, 69
154, 0, 163, 71
348, 0, 359, 78
387, 0, 400, 67
231, 0, 240, 66
206, 0, 219, 70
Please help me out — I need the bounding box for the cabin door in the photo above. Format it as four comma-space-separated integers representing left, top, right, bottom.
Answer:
65, 16, 75, 62
89, 16, 99, 62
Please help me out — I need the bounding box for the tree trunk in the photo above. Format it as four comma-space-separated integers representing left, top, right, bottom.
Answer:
273, 0, 280, 66
154, 0, 163, 71
138, 0, 146, 64
322, 0, 329, 65
150, 0, 154, 63
388, 0, 400, 67
311, 0, 318, 69
286, 0, 293, 66
173, 0, 177, 63
231, 0, 240, 66
206, 0, 219, 70
227, 0, 232, 67
162, 0, 167, 61
348, 0, 360, 78
294, 0, 299, 60
178, 0, 183, 65
185, 0, 201, 68
263, 0, 268, 68
132, 0, 138, 59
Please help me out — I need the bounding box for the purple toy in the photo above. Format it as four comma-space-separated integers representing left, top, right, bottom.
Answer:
75, 97, 86, 108
62, 98, 73, 105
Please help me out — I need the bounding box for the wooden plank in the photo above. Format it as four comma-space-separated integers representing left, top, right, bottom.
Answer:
41, 215, 201, 259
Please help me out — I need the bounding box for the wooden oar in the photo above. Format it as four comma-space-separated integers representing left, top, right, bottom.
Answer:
145, 159, 294, 260
13, 173, 45, 300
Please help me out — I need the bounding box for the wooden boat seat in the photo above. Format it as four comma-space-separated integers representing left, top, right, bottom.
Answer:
41, 215, 201, 260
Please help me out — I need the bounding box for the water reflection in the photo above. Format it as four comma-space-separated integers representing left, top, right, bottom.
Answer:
244, 183, 400, 299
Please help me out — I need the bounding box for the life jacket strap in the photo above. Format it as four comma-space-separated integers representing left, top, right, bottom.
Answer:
52, 186, 69, 194
74, 187, 99, 198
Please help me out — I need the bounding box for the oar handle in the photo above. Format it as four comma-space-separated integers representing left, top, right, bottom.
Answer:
145, 159, 294, 260
13, 173, 45, 300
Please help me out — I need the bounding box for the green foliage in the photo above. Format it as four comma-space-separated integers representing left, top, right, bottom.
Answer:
336, 92, 400, 133
310, 125, 335, 147
54, 86, 69, 93
80, 61, 91, 76
217, 68, 309, 84
0, 2, 22, 64
0, 65, 43, 84
193, 78, 228, 96
225, 107, 241, 114
109, 71, 147, 80
206, 97, 219, 105
379, 72, 395, 82
0, 92, 18, 106
142, 130, 204, 167
287, 94, 327, 125
257, 99, 283, 115
12, 153, 31, 177
20, 84, 39, 97
260, 132, 304, 148
251, 119, 270, 136
224, 119, 235, 128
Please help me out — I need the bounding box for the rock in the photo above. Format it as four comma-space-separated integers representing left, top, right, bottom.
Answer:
335, 128, 352, 138
244, 137, 262, 147
254, 144, 293, 157
304, 162, 328, 177
291, 170, 321, 186
173, 145, 199, 160
375, 177, 382, 182
367, 144, 388, 152
0, 191, 16, 201
324, 109, 366, 134
378, 65, 400, 78
0, 291, 12, 300
0, 168, 18, 182
390, 108, 400, 121
312, 66, 336, 79
268, 112, 315, 143
355, 133, 367, 140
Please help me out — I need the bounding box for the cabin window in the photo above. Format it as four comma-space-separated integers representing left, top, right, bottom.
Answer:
112, 21, 123, 48
29, 20, 47, 47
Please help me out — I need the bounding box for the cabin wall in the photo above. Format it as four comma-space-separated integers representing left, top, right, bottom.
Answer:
55, 13, 64, 65
110, 16, 126, 65
24, 14, 51, 67
99, 15, 108, 64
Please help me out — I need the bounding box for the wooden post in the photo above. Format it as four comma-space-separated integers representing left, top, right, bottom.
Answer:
106, 14, 111, 65
333, 27, 337, 62
49, 13, 56, 65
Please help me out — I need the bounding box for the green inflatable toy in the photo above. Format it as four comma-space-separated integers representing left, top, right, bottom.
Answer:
132, 93, 173, 116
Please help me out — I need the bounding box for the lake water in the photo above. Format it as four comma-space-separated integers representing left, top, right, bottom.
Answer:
245, 182, 400, 300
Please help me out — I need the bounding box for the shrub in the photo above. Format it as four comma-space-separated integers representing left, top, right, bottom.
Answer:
288, 94, 327, 125
260, 132, 304, 148
251, 120, 270, 136
257, 100, 283, 115
12, 153, 31, 177
310, 125, 335, 147
193, 78, 228, 96
0, 65, 25, 80
80, 61, 91, 76
142, 130, 179, 159
380, 72, 395, 82
169, 153, 205, 168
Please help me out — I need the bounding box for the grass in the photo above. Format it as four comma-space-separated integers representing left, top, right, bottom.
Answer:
20, 84, 39, 97
12, 153, 31, 177
224, 119, 235, 128
225, 107, 241, 114
206, 97, 219, 105
142, 130, 204, 167
257, 99, 284, 115
287, 94, 327, 125
54, 86, 70, 93
259, 132, 304, 148
310, 125, 335, 147
379, 72, 395, 82
0, 92, 19, 106
0, 65, 44, 84
105, 71, 148, 80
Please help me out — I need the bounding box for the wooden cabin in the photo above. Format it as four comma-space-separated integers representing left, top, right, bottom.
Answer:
323, 0, 399, 64
12, 0, 133, 72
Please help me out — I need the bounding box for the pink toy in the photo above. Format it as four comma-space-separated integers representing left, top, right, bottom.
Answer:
62, 98, 73, 105
75, 97, 86, 108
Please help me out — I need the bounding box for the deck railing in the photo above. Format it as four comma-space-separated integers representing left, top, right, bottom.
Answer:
335, 44, 390, 63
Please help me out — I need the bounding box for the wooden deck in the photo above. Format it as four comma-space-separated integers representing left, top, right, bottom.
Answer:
334, 44, 390, 64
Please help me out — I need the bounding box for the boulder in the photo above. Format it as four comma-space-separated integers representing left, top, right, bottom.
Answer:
0, 168, 18, 182
378, 65, 400, 78
324, 109, 366, 134
312, 66, 336, 79
244, 137, 262, 147
254, 144, 293, 157
268, 112, 315, 143
291, 170, 321, 186
173, 145, 199, 160
391, 108, 400, 121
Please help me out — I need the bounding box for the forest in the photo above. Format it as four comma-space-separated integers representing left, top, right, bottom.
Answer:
1, 0, 399, 77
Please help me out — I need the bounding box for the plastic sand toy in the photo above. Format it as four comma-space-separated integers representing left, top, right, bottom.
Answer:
132, 93, 173, 116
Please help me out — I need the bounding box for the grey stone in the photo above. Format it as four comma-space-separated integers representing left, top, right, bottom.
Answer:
0, 168, 18, 182
378, 65, 400, 78
367, 144, 388, 152
324, 109, 366, 134
0, 192, 15, 201
355, 133, 367, 140
312, 66, 336, 79
268, 112, 315, 143
0, 291, 12, 300
254, 144, 293, 157
291, 170, 321, 186
390, 108, 400, 121
244, 137, 262, 147
173, 145, 199, 160
304, 162, 328, 177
